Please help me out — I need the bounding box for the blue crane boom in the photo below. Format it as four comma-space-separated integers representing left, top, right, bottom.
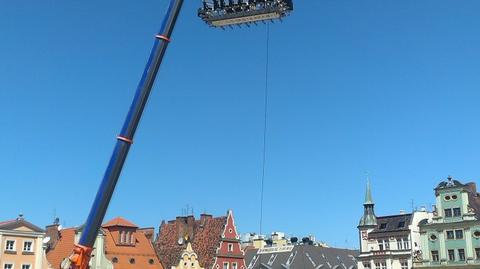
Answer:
68, 1, 184, 268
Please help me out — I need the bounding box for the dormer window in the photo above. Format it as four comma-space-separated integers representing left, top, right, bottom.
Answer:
379, 223, 387, 230
398, 221, 405, 228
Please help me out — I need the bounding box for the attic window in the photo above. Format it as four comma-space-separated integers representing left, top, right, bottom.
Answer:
379, 223, 387, 229
398, 221, 405, 228
112, 257, 118, 263
130, 258, 136, 264
149, 259, 155, 265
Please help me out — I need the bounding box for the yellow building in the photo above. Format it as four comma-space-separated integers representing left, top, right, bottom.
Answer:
0, 215, 48, 269
171, 243, 204, 269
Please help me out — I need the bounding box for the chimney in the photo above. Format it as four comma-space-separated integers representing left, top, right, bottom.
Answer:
200, 214, 212, 227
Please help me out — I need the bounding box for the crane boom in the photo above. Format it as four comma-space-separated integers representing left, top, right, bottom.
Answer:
68, 1, 184, 268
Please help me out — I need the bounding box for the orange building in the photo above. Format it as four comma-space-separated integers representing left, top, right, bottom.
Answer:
45, 217, 163, 269
101, 217, 163, 269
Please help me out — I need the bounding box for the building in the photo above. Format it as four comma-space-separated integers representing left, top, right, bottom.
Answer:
414, 177, 480, 268
171, 242, 204, 269
241, 232, 329, 250
45, 217, 161, 269
245, 245, 358, 269
357, 182, 431, 269
44, 219, 113, 269
102, 217, 163, 269
155, 210, 246, 269
0, 215, 48, 269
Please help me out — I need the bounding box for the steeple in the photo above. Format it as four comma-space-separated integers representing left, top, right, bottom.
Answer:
359, 180, 377, 227
364, 179, 374, 205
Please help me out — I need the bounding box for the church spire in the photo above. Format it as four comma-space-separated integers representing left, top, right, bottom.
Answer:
364, 179, 374, 205
359, 180, 377, 227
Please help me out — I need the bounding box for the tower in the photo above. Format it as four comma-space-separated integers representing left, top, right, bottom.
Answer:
358, 180, 377, 254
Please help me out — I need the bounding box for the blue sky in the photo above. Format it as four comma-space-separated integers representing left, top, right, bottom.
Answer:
2, 0, 480, 248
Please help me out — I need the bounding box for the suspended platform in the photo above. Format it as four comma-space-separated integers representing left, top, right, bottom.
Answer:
198, 0, 293, 28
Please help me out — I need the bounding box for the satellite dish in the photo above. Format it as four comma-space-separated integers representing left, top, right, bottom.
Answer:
57, 225, 63, 231
42, 237, 51, 244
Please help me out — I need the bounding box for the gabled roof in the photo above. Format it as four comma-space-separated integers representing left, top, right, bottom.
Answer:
155, 214, 228, 269
102, 217, 138, 228
102, 217, 163, 269
369, 214, 412, 235
245, 245, 358, 269
0, 218, 44, 233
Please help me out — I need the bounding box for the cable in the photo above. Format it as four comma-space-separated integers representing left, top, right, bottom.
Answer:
259, 23, 270, 237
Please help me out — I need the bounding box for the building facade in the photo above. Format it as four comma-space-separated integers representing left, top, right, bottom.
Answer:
0, 215, 48, 269
155, 210, 246, 269
357, 182, 431, 269
414, 177, 480, 268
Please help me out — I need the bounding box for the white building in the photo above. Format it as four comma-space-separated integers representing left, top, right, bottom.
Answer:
357, 182, 432, 269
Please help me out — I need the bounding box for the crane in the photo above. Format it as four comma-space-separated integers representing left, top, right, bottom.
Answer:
66, 1, 293, 268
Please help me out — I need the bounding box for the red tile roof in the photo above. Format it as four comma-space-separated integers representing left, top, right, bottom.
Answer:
45, 228, 76, 269
155, 215, 228, 269
103, 217, 139, 228
103, 217, 163, 269
0, 220, 16, 226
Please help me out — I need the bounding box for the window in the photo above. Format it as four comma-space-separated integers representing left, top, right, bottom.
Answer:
458, 249, 465, 261
430, 234, 437, 241
112, 257, 118, 263
400, 260, 408, 269
403, 237, 410, 249
446, 230, 455, 240
232, 262, 238, 269
396, 237, 409, 250
126, 231, 131, 244
120, 231, 125, 244
474, 231, 480, 238
378, 240, 389, 251
22, 265, 31, 269
374, 261, 386, 269
445, 209, 453, 217
455, 230, 464, 239
453, 208, 461, 217
149, 259, 155, 265
379, 223, 387, 229
23, 241, 33, 252
398, 221, 405, 228
452, 195, 458, 200
129, 258, 135, 264
130, 233, 135, 245
5, 240, 15, 251
363, 262, 371, 269
223, 262, 229, 269
431, 251, 439, 262
397, 238, 402, 249
228, 243, 233, 252
448, 249, 455, 261
4, 264, 13, 269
